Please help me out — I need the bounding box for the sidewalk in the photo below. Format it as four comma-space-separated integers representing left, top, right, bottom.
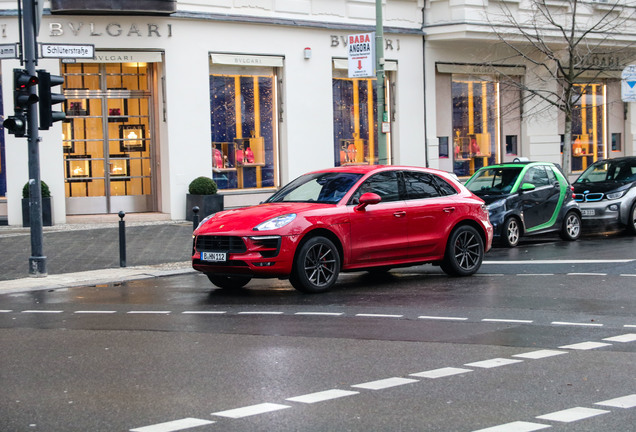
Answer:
0, 214, 197, 293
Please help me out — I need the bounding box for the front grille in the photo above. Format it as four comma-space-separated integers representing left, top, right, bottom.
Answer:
585, 193, 604, 202
195, 235, 247, 253
574, 194, 584, 202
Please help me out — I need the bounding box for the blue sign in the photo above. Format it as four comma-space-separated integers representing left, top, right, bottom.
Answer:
622, 65, 636, 102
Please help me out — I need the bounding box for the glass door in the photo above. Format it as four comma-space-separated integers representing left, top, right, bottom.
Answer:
62, 63, 154, 214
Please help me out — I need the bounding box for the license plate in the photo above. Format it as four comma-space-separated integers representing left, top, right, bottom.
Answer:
201, 252, 227, 262
581, 209, 595, 216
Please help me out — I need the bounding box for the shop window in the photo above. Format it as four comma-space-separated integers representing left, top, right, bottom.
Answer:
209, 73, 277, 190
451, 76, 498, 177
438, 136, 449, 158
612, 133, 621, 152
571, 83, 605, 171
505, 135, 518, 155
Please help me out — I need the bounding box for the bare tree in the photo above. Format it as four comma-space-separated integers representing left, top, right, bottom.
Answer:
485, 0, 636, 175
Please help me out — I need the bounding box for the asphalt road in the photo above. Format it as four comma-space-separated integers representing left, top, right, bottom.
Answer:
1, 234, 635, 432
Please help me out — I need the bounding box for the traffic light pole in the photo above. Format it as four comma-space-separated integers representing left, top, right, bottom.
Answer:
22, 0, 46, 276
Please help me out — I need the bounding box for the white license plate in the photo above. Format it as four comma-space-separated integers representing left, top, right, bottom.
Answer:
201, 252, 227, 262
581, 209, 595, 216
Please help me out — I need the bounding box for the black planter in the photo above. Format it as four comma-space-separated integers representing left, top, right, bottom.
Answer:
22, 197, 53, 227
185, 194, 224, 221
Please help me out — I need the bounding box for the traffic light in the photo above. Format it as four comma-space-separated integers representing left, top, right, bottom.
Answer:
37, 69, 66, 130
3, 69, 39, 137
2, 114, 27, 137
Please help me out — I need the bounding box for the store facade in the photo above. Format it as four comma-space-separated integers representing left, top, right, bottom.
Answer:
0, 0, 426, 225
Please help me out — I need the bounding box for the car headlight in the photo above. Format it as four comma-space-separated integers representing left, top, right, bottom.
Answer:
253, 214, 296, 231
606, 190, 626, 200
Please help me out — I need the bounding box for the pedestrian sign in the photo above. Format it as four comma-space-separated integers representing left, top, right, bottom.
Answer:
622, 65, 636, 102
348, 33, 375, 78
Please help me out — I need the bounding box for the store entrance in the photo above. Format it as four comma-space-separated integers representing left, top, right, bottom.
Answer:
61, 62, 155, 214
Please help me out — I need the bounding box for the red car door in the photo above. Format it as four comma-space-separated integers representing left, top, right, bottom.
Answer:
347, 171, 410, 265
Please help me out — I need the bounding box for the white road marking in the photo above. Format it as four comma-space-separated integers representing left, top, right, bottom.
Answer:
602, 333, 636, 343
517, 274, 554, 276
620, 274, 636, 277
559, 341, 612, 350
471, 421, 551, 432
182, 311, 226, 315
512, 350, 567, 360
294, 312, 343, 316
286, 389, 359, 404
464, 358, 523, 369
595, 394, 636, 409
21, 310, 63, 313
74, 310, 117, 314
566, 273, 607, 276
418, 315, 468, 321
355, 313, 403, 318
625, 324, 636, 328
130, 418, 214, 432
127, 311, 171, 314
410, 367, 473, 379
351, 377, 419, 390
484, 259, 634, 264
551, 321, 603, 327
536, 406, 609, 422
212, 403, 290, 418
482, 318, 533, 324
0, 310, 13, 312
237, 311, 284, 315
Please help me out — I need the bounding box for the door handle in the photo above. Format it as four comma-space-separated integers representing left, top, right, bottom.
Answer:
443, 207, 456, 213
393, 211, 406, 218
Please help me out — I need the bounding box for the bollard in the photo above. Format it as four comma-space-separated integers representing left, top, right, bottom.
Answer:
192, 206, 200, 231
118, 211, 126, 267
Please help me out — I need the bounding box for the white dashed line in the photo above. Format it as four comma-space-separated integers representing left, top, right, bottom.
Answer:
482, 318, 533, 324
127, 311, 171, 314
22, 310, 63, 313
410, 367, 473, 379
130, 417, 214, 432
286, 389, 359, 404
595, 394, 636, 409
237, 311, 284, 315
355, 313, 403, 318
602, 333, 636, 343
551, 321, 603, 327
484, 259, 634, 264
0, 310, 12, 313
624, 324, 636, 328
536, 406, 610, 422
620, 274, 636, 277
567, 273, 608, 276
212, 403, 290, 419
471, 421, 551, 432
464, 358, 523, 369
418, 315, 468, 321
512, 350, 567, 360
351, 377, 419, 390
182, 311, 227, 315
517, 274, 554, 276
294, 312, 343, 316
559, 341, 612, 350
74, 310, 117, 314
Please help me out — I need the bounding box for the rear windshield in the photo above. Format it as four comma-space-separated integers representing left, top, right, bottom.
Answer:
465, 167, 523, 195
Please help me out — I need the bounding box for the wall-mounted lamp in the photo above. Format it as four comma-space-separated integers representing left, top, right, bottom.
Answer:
303, 47, 312, 59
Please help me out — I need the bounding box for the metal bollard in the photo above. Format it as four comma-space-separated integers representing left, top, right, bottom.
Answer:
192, 206, 200, 231
118, 211, 126, 267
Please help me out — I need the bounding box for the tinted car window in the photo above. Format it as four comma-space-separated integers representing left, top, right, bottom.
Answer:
576, 159, 636, 184
434, 175, 458, 196
523, 166, 550, 187
267, 172, 362, 204
465, 167, 523, 194
403, 171, 440, 200
350, 171, 400, 204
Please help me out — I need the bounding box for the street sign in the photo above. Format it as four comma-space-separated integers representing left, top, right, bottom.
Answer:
39, 43, 95, 59
622, 65, 636, 102
348, 33, 375, 78
0, 43, 18, 59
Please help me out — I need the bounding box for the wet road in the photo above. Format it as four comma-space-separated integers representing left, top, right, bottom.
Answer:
1, 234, 635, 432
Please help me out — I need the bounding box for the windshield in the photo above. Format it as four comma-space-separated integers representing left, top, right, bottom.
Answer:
465, 167, 523, 195
266, 172, 363, 204
576, 159, 636, 184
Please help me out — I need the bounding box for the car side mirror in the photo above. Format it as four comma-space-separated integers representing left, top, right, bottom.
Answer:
355, 192, 381, 211
520, 183, 535, 193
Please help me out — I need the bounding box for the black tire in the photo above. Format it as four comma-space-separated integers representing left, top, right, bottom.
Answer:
206, 274, 251, 290
440, 225, 484, 277
290, 236, 340, 293
559, 211, 581, 241
501, 217, 521, 248
628, 202, 636, 235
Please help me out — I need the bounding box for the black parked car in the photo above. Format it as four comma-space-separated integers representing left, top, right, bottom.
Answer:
465, 161, 581, 247
573, 157, 636, 234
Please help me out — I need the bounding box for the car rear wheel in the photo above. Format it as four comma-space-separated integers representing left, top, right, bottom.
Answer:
290, 236, 340, 293
559, 211, 581, 241
628, 202, 636, 235
440, 225, 484, 277
206, 274, 251, 290
501, 217, 521, 248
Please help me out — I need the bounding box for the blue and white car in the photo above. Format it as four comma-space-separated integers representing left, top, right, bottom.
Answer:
573, 157, 636, 234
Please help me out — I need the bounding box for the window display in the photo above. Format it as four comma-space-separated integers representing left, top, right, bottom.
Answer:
571, 83, 605, 171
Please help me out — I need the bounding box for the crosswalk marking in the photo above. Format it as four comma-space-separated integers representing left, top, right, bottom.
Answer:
351, 377, 419, 390
130, 417, 214, 432
536, 406, 610, 423
595, 394, 636, 409
410, 367, 473, 379
471, 421, 551, 432
559, 341, 612, 350
286, 389, 359, 404
464, 358, 523, 369
212, 403, 290, 418
513, 350, 567, 360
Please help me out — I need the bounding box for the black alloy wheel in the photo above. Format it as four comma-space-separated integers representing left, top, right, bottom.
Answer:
441, 225, 484, 276
206, 274, 251, 290
290, 236, 341, 293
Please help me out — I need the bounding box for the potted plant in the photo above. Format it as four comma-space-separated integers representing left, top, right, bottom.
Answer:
185, 176, 223, 221
22, 180, 53, 227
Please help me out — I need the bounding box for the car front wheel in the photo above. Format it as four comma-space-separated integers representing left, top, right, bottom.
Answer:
559, 211, 581, 241
290, 236, 340, 293
502, 217, 521, 248
441, 225, 484, 277
206, 274, 251, 290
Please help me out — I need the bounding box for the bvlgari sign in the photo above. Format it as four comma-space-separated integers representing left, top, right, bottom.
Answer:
49, 22, 172, 38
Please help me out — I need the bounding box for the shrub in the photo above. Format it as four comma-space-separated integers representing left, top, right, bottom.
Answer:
22, 180, 51, 198
188, 176, 218, 195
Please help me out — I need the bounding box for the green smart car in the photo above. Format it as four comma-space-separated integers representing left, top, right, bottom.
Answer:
464, 161, 582, 247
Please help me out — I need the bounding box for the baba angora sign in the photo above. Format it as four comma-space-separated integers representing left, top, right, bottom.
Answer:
348, 33, 375, 78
